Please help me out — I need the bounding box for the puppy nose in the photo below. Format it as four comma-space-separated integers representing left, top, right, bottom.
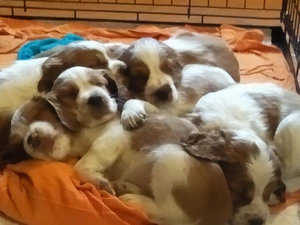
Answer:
27, 134, 40, 148
88, 95, 103, 107
248, 218, 264, 225
154, 84, 172, 101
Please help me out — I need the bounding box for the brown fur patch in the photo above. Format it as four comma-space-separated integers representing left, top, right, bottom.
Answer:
173, 160, 232, 225
119, 45, 150, 94
249, 93, 281, 139
169, 33, 240, 82
180, 129, 264, 211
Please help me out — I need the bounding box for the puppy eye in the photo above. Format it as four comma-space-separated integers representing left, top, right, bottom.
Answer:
95, 82, 104, 87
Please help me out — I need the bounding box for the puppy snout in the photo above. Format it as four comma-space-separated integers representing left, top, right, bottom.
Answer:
27, 134, 40, 148
248, 218, 264, 225
88, 95, 103, 107
154, 84, 172, 101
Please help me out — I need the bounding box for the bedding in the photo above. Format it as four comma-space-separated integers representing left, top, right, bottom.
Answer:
0, 17, 299, 225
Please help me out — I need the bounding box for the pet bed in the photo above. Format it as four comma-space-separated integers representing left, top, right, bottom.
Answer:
0, 17, 299, 225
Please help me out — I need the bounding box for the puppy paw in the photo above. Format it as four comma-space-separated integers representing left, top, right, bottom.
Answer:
99, 176, 116, 196
121, 107, 146, 130
111, 181, 143, 196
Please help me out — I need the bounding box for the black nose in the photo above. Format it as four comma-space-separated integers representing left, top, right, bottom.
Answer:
154, 84, 172, 101
27, 134, 40, 148
88, 95, 103, 107
248, 218, 264, 225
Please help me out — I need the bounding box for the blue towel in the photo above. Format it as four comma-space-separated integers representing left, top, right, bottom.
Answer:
18, 33, 85, 60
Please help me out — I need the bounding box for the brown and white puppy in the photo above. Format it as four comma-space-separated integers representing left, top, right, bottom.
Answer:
179, 82, 300, 225
181, 127, 286, 225
10, 67, 233, 225
119, 31, 239, 104
188, 82, 300, 179
0, 40, 127, 149
118, 31, 238, 129
121, 64, 235, 129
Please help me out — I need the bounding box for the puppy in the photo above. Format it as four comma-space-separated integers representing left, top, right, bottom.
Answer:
119, 31, 238, 103
10, 67, 233, 225
181, 127, 285, 225
187, 82, 300, 179
121, 64, 235, 129
179, 82, 300, 225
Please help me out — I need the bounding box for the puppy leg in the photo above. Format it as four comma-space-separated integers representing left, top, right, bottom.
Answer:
121, 99, 158, 130
74, 125, 127, 194
119, 194, 162, 224
274, 111, 300, 179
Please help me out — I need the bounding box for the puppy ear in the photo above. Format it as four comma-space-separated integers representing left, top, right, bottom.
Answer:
274, 179, 287, 203
45, 93, 84, 133
103, 74, 119, 96
38, 57, 67, 93
182, 129, 236, 163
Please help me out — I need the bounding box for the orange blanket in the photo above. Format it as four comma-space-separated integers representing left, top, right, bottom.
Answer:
0, 17, 297, 225
0, 160, 150, 225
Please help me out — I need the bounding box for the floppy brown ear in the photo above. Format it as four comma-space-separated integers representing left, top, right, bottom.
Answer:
103, 74, 119, 96
38, 57, 67, 93
181, 130, 237, 163
45, 93, 84, 133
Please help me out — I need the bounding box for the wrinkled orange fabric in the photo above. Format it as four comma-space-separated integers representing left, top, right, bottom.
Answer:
0, 160, 150, 225
0, 17, 298, 225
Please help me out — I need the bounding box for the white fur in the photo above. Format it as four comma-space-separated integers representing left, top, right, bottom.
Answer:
274, 111, 300, 179
0, 57, 47, 111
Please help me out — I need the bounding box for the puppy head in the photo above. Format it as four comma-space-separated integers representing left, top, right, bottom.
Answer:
38, 41, 127, 93
9, 95, 72, 161
46, 66, 119, 131
182, 128, 286, 225
119, 38, 182, 106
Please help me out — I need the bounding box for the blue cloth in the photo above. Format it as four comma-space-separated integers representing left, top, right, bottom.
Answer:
17, 33, 85, 60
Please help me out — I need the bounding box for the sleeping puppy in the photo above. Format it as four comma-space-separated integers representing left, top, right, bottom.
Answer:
181, 127, 285, 225
1, 66, 120, 167
187, 82, 300, 180
179, 82, 300, 225
0, 40, 127, 148
10, 66, 233, 225
118, 31, 237, 129
121, 64, 235, 129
